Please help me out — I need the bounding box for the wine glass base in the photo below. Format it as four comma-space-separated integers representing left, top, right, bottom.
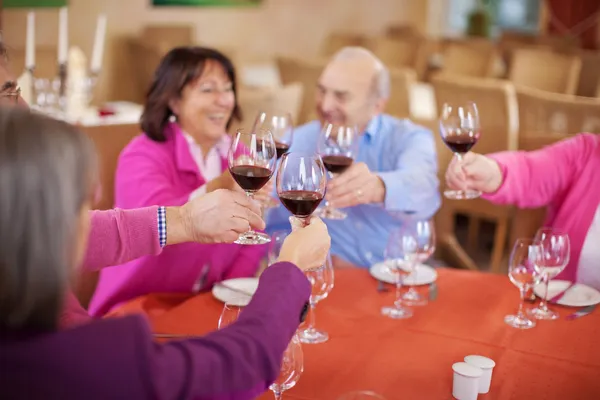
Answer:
381, 306, 413, 319
444, 189, 481, 200
234, 231, 271, 245
528, 306, 559, 320
401, 289, 428, 306
504, 314, 536, 329
314, 207, 347, 220
298, 328, 329, 344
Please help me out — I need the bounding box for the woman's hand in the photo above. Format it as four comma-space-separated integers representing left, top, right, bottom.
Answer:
445, 152, 504, 194
278, 217, 331, 271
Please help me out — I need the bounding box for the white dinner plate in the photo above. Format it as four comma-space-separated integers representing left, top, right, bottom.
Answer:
533, 280, 600, 307
370, 261, 437, 286
211, 277, 259, 306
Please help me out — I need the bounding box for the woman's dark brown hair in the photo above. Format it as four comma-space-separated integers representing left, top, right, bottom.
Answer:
140, 46, 241, 142
0, 107, 97, 332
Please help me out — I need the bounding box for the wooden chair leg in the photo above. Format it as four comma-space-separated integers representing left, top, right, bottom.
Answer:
439, 234, 479, 271
490, 218, 509, 274
467, 217, 481, 252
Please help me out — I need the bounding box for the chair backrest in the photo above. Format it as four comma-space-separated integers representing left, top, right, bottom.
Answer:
276, 56, 325, 124
440, 42, 497, 78
576, 50, 600, 98
508, 48, 582, 94
516, 85, 600, 140
230, 83, 304, 134
385, 67, 416, 118
321, 33, 366, 57
432, 74, 519, 156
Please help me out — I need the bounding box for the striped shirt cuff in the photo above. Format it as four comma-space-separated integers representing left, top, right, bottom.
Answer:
157, 206, 167, 247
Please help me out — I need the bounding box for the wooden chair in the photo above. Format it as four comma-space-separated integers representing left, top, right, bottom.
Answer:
321, 33, 366, 57
229, 83, 304, 133
508, 48, 582, 95
74, 123, 141, 309
364, 36, 429, 80
432, 75, 519, 273
276, 56, 326, 124
436, 42, 497, 79
575, 50, 600, 98
386, 67, 416, 118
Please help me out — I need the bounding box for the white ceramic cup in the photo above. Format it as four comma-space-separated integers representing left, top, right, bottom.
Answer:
464, 355, 496, 394
452, 362, 482, 400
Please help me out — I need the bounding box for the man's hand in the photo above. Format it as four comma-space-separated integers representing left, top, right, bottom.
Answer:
326, 162, 386, 208
166, 189, 265, 245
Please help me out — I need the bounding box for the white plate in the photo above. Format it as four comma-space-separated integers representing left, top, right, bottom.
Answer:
534, 280, 600, 307
212, 277, 259, 306
370, 261, 437, 286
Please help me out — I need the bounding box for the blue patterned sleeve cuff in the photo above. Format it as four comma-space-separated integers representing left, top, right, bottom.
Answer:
157, 206, 167, 247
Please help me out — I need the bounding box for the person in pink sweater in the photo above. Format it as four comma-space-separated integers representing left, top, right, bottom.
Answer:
446, 133, 600, 289
90, 47, 271, 315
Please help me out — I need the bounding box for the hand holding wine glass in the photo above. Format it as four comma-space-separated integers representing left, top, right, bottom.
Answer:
439, 102, 482, 200
445, 152, 504, 194
228, 128, 277, 245
505, 238, 543, 329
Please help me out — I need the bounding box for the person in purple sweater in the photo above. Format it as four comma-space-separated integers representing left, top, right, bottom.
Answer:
0, 108, 331, 399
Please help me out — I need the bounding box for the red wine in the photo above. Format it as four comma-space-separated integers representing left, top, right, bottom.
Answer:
322, 155, 353, 174
443, 130, 480, 154
279, 190, 324, 217
230, 165, 272, 192
275, 141, 290, 159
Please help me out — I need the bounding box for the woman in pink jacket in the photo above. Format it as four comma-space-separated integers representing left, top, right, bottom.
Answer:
446, 133, 600, 289
90, 47, 270, 315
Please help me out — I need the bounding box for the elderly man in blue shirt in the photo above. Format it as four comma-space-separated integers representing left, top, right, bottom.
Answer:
267, 46, 440, 268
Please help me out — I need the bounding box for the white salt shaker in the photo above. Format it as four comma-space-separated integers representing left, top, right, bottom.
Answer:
464, 355, 496, 394
452, 362, 482, 400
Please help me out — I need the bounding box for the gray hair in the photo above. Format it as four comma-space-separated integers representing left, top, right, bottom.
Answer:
331, 46, 391, 100
0, 108, 97, 332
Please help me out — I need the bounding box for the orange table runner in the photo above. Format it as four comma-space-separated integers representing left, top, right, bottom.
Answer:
111, 268, 600, 399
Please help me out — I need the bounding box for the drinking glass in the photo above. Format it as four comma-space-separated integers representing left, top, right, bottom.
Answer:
529, 228, 570, 320
439, 102, 481, 200
315, 123, 359, 220
270, 333, 303, 399
228, 128, 277, 244
397, 219, 435, 306
276, 152, 327, 226
268, 231, 288, 266
298, 254, 334, 344
381, 229, 413, 319
217, 303, 242, 329
505, 239, 542, 329
253, 110, 294, 208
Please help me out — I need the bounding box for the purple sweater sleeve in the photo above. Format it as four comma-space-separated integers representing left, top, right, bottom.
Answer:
483, 134, 591, 208
82, 207, 161, 271
146, 262, 310, 400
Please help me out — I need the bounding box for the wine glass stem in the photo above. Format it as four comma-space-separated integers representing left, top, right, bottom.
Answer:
245, 192, 257, 233
307, 302, 317, 332
540, 274, 550, 310
517, 288, 527, 319
394, 265, 403, 307
407, 259, 418, 297
273, 390, 283, 400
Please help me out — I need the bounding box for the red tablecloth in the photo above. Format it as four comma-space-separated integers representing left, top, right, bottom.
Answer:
111, 268, 600, 399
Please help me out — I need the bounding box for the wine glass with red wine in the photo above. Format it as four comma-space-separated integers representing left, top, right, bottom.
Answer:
439, 102, 481, 200
228, 128, 277, 245
253, 111, 294, 208
276, 152, 327, 226
315, 123, 359, 220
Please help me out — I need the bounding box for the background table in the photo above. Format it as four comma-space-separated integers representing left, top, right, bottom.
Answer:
113, 267, 600, 399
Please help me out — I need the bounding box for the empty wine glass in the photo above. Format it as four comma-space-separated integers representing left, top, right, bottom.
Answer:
529, 228, 570, 320
439, 102, 481, 200
228, 128, 277, 245
505, 238, 543, 329
268, 231, 288, 266
253, 110, 294, 208
315, 123, 359, 220
277, 152, 327, 226
217, 303, 242, 329
298, 254, 335, 344
397, 219, 435, 306
381, 229, 413, 320
270, 333, 303, 399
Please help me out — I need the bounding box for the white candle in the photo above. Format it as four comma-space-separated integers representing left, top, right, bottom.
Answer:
90, 14, 107, 73
25, 11, 35, 69
58, 7, 68, 64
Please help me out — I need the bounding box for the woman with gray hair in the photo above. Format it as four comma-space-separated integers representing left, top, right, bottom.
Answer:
0, 107, 330, 399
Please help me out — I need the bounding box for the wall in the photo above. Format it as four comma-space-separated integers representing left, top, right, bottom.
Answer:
3, 0, 428, 102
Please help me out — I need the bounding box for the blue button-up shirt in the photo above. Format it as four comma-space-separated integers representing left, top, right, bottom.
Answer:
266, 114, 441, 267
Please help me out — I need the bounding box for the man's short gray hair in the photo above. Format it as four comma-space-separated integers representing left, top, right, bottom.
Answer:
331, 46, 391, 100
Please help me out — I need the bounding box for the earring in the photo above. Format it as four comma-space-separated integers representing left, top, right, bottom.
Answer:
169, 114, 177, 122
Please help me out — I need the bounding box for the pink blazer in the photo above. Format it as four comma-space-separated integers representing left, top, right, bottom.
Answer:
484, 133, 600, 282
89, 123, 265, 316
